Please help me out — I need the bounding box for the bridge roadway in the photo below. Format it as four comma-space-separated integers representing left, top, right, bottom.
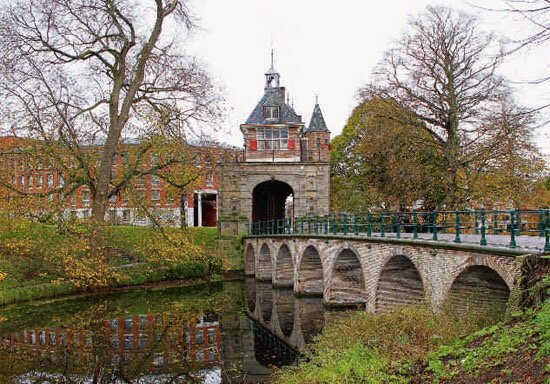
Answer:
243, 231, 546, 314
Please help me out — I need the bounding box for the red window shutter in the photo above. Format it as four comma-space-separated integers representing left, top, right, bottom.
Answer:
288, 139, 295, 150
249, 140, 257, 151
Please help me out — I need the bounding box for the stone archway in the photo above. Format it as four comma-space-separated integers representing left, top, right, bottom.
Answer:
445, 265, 510, 317
327, 248, 366, 305
252, 180, 294, 233
245, 244, 255, 276
296, 245, 324, 294
257, 243, 272, 281
375, 255, 425, 313
275, 244, 293, 287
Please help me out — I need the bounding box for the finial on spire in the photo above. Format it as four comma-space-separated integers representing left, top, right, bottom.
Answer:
270, 48, 274, 71
315, 94, 319, 104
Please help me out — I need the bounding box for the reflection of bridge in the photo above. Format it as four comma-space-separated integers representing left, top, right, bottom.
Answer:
244, 212, 548, 313
245, 278, 325, 352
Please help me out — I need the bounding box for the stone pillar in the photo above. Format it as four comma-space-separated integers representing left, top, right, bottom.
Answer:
197, 192, 203, 227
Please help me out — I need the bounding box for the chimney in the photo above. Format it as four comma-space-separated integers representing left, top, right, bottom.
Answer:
278, 87, 286, 103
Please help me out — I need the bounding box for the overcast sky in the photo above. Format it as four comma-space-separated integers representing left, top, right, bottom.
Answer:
186, 0, 550, 157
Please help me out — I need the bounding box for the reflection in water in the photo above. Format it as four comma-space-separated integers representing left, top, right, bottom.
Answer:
0, 280, 329, 383
245, 278, 325, 352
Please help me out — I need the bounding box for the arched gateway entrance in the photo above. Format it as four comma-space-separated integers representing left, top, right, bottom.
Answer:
252, 180, 294, 233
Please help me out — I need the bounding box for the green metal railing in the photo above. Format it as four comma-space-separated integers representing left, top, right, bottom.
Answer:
246, 209, 550, 252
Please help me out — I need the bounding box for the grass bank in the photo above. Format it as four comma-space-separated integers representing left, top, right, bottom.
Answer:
277, 257, 550, 383
0, 219, 243, 306
277, 304, 549, 383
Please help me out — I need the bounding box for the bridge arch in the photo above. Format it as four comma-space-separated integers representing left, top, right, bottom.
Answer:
327, 248, 366, 305
296, 244, 324, 295
245, 244, 255, 276
445, 265, 511, 317
257, 243, 272, 281
375, 254, 425, 313
275, 244, 294, 287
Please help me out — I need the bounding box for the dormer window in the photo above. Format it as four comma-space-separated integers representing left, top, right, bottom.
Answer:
263, 106, 279, 120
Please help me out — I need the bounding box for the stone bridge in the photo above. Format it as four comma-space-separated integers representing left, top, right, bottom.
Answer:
243, 235, 539, 314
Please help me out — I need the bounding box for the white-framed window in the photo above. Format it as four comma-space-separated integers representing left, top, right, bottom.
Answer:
20, 175, 25, 187
82, 190, 90, 207
206, 173, 214, 187
151, 154, 159, 167
151, 190, 160, 204
37, 175, 43, 188
28, 175, 33, 188
59, 176, 64, 187
256, 127, 288, 150
47, 174, 54, 187
151, 175, 160, 186
263, 106, 279, 120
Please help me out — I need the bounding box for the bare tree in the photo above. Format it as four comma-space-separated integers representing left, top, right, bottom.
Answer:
0, 0, 221, 246
361, 5, 518, 207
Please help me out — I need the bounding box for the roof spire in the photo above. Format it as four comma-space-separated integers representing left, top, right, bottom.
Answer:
270, 48, 274, 71
315, 94, 319, 104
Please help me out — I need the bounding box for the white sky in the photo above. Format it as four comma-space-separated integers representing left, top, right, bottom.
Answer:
186, 0, 550, 158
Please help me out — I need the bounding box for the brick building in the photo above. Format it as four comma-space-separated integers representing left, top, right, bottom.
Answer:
0, 137, 236, 227
218, 56, 332, 235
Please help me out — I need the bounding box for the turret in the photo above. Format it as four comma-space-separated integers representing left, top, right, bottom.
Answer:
302, 97, 330, 162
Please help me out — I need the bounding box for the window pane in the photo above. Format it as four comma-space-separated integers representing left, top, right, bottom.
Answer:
257, 128, 264, 140
273, 130, 279, 140
265, 140, 272, 150
281, 139, 288, 149
258, 140, 265, 150
265, 129, 272, 140
281, 128, 288, 138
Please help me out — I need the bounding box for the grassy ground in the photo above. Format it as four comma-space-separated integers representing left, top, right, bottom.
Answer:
276, 306, 504, 384
0, 221, 241, 306
277, 290, 549, 383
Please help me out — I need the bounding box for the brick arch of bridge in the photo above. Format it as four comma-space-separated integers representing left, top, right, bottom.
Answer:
371, 248, 429, 313
357, 245, 432, 312
274, 243, 294, 287
441, 254, 517, 307
324, 243, 368, 305
293, 240, 331, 295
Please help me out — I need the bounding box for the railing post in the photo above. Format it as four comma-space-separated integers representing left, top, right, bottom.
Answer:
493, 211, 499, 235
516, 209, 521, 236
332, 215, 338, 235
315, 216, 319, 235
432, 210, 438, 241
454, 210, 461, 243
396, 213, 401, 239
380, 213, 386, 237
509, 210, 517, 249
354, 214, 359, 236
343, 214, 349, 236
367, 213, 372, 237
480, 208, 487, 246
539, 209, 546, 237
545, 210, 550, 252
474, 210, 479, 235
413, 210, 418, 240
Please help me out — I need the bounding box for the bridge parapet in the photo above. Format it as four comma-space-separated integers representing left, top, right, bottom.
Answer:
247, 209, 550, 253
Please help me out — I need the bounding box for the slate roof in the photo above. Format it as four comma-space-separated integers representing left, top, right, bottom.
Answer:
304, 103, 329, 132
245, 88, 302, 125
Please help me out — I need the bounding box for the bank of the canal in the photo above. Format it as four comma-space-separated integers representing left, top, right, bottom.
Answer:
0, 220, 244, 306
276, 255, 550, 384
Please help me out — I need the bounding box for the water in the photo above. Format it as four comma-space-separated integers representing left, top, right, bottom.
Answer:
0, 279, 329, 383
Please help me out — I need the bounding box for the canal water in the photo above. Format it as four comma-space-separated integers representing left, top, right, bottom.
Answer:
0, 279, 333, 383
